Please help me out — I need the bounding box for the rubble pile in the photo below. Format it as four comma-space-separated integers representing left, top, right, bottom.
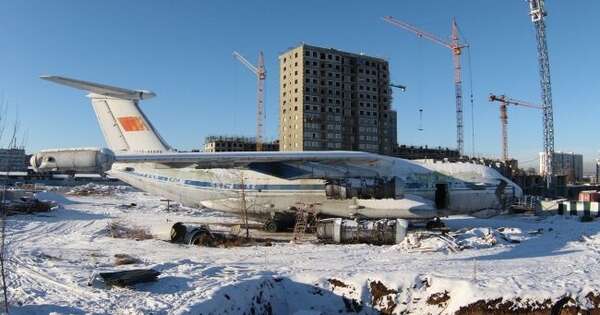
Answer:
67, 183, 131, 196
392, 227, 526, 253
4, 198, 54, 215
2, 189, 56, 215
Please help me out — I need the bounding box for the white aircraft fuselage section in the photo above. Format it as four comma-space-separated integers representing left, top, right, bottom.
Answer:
35, 75, 523, 222
106, 156, 519, 220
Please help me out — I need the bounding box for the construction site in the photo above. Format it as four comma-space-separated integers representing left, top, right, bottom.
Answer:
3, 1, 600, 314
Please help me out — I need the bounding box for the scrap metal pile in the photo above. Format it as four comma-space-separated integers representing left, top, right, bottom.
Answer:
2, 190, 55, 215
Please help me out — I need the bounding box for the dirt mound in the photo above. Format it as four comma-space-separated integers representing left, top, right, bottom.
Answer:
456, 293, 600, 315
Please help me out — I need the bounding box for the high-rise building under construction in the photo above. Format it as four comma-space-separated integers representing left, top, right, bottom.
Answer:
279, 44, 397, 154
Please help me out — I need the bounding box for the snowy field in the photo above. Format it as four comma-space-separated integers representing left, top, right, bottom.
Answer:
6, 186, 600, 314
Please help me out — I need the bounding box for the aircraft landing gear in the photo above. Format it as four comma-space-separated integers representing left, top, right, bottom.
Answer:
263, 219, 278, 233
425, 217, 446, 230
263, 213, 295, 232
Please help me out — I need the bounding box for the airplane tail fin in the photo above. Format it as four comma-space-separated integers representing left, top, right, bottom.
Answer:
41, 76, 171, 153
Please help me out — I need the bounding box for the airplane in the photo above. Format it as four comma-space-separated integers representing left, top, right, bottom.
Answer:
31, 75, 523, 233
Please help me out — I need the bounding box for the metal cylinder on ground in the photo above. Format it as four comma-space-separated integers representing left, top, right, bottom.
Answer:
316, 218, 409, 244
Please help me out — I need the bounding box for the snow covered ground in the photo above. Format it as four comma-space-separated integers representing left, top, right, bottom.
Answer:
5, 186, 600, 314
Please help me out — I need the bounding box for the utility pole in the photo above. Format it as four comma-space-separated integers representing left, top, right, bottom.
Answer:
239, 172, 250, 239
233, 51, 266, 151
528, 0, 555, 188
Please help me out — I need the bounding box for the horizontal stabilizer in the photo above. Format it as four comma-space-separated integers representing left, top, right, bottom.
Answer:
41, 75, 156, 101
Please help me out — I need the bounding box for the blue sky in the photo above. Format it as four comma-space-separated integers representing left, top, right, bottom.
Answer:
1, 1, 598, 169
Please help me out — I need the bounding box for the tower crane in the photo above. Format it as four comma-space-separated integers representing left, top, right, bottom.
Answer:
527, 0, 555, 187
389, 83, 407, 92
383, 16, 467, 156
233, 51, 266, 151
489, 94, 542, 162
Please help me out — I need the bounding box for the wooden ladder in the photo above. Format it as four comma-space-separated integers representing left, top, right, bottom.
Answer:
292, 203, 318, 243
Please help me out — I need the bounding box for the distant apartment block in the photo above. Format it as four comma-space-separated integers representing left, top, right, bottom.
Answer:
0, 148, 29, 172
393, 145, 460, 160
539, 151, 583, 183
203, 136, 279, 152
278, 44, 397, 154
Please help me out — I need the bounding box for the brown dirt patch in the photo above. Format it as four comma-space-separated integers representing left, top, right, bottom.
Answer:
327, 278, 349, 289
427, 290, 450, 306
369, 281, 398, 315
107, 221, 153, 241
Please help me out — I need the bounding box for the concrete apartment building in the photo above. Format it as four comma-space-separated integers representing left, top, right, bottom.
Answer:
539, 151, 583, 183
0, 148, 29, 172
279, 44, 397, 154
203, 136, 279, 152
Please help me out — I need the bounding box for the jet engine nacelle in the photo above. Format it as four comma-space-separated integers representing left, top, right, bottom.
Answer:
30, 147, 115, 174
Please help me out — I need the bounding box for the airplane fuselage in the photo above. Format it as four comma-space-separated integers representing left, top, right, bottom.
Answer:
108, 157, 521, 221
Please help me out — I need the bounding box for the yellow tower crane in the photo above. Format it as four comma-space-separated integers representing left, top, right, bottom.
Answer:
233, 51, 266, 151
489, 94, 542, 162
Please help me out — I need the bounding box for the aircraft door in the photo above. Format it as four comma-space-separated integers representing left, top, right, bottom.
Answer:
435, 183, 448, 209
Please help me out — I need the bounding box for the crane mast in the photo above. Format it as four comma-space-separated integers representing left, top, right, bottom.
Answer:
489, 94, 542, 162
528, 0, 555, 187
451, 18, 464, 157
383, 16, 467, 156
233, 51, 266, 151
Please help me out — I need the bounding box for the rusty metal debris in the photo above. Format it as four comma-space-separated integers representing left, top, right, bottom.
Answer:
170, 222, 275, 247
98, 269, 160, 287
2, 190, 54, 215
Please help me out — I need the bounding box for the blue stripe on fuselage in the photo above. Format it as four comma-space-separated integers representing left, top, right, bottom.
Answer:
125, 171, 323, 191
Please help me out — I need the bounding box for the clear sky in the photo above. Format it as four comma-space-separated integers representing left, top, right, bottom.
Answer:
1, 1, 598, 170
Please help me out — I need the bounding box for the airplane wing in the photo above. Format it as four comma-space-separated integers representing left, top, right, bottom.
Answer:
114, 150, 389, 179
